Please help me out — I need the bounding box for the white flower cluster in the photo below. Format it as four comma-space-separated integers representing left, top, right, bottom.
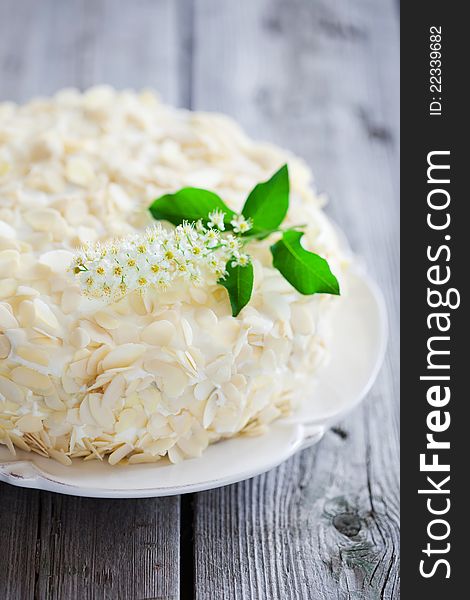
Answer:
71, 214, 252, 302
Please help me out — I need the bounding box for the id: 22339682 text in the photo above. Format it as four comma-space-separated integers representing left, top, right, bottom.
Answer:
429, 26, 443, 116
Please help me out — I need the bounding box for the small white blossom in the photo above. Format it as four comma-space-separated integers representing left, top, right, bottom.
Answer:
222, 234, 242, 254
230, 214, 252, 234
207, 209, 226, 231
231, 253, 251, 268
204, 228, 221, 248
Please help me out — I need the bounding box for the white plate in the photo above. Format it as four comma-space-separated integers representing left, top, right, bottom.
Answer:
0, 267, 387, 498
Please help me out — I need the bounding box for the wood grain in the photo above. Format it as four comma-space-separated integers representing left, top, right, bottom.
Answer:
36, 493, 180, 600
0, 485, 40, 599
191, 0, 399, 598
0, 0, 183, 104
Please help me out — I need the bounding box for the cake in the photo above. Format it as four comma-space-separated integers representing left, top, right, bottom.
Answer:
0, 86, 346, 466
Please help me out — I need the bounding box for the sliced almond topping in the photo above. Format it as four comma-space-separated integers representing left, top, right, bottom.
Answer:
11, 366, 52, 393
61, 372, 81, 394
129, 292, 148, 316
18, 300, 36, 327
102, 374, 125, 408
33, 299, 60, 331
139, 385, 161, 413
144, 360, 188, 398
61, 287, 81, 314
70, 327, 91, 348
39, 249, 75, 273
64, 199, 88, 225
65, 156, 96, 187
203, 391, 218, 428
128, 452, 161, 464
194, 380, 215, 402
0, 334, 11, 358
0, 220, 16, 239
16, 285, 40, 298
189, 287, 208, 304
101, 343, 146, 370
195, 307, 218, 329
0, 249, 20, 277
115, 407, 147, 433
94, 310, 119, 330
88, 393, 115, 429
23, 208, 66, 233
0, 303, 18, 330
143, 437, 176, 456
16, 414, 44, 434
44, 391, 66, 411
0, 278, 17, 300
8, 433, 31, 452
141, 320, 175, 346
0, 375, 24, 404
16, 345, 50, 367
0, 431, 16, 455
68, 357, 89, 380
80, 320, 113, 345
181, 318, 193, 346
108, 443, 133, 466
86, 345, 111, 376
48, 449, 73, 466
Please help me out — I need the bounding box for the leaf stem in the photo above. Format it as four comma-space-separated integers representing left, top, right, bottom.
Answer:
240, 223, 307, 243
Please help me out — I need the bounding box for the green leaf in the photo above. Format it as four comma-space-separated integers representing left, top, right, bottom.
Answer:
270, 230, 340, 295
218, 261, 254, 317
241, 164, 289, 236
149, 188, 236, 227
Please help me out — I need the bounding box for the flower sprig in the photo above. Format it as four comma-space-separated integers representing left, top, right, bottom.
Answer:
70, 219, 249, 302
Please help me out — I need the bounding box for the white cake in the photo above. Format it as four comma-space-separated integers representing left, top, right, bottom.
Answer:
0, 86, 346, 465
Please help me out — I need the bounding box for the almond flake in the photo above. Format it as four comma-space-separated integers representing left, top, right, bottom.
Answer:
11, 366, 52, 393
108, 443, 133, 465
94, 310, 119, 330
16, 345, 49, 367
0, 376, 24, 404
141, 320, 175, 346
0, 303, 18, 330
101, 344, 146, 370
16, 414, 44, 433
0, 334, 11, 359
0, 249, 20, 277
0, 278, 17, 299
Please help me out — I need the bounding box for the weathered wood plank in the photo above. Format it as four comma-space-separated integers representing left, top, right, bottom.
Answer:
0, 485, 40, 599
36, 493, 180, 600
0, 0, 182, 104
0, 2, 184, 599
191, 0, 399, 598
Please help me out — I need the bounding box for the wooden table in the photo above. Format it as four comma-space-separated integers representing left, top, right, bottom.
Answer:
0, 1, 399, 598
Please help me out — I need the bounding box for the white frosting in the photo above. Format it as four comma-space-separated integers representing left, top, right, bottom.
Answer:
0, 86, 347, 465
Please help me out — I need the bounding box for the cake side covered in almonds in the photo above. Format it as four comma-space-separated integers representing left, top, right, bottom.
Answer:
0, 87, 346, 466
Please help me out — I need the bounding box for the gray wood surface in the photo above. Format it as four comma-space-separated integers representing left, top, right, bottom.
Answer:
0, 0, 399, 598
